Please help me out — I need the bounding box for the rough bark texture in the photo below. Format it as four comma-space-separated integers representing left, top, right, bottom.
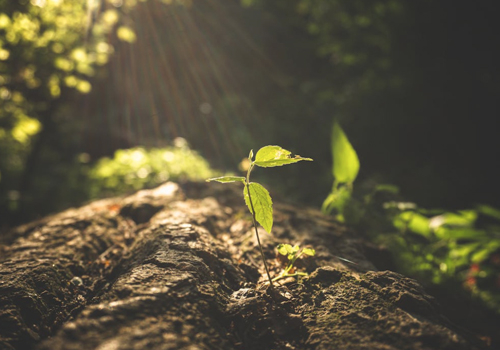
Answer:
0, 182, 488, 350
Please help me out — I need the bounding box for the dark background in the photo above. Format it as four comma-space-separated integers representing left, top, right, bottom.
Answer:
1, 0, 499, 226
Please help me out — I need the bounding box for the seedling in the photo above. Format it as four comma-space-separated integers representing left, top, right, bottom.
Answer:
207, 145, 312, 290
274, 244, 316, 282
322, 121, 360, 222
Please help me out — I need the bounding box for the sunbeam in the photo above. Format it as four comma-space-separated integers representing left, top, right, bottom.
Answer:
81, 0, 289, 170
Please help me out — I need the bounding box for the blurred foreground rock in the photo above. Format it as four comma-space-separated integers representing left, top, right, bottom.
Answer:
0, 182, 487, 350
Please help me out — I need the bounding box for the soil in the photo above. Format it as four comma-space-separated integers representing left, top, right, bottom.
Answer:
0, 181, 491, 349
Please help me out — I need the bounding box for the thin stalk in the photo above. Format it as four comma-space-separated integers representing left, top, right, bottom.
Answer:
272, 271, 308, 282
246, 165, 275, 290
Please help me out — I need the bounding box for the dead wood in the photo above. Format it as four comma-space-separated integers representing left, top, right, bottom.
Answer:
0, 182, 488, 350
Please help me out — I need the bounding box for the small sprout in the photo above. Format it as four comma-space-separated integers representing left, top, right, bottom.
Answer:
274, 243, 316, 283
207, 145, 312, 290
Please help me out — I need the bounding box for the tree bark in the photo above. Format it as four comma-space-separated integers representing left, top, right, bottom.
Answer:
0, 182, 487, 350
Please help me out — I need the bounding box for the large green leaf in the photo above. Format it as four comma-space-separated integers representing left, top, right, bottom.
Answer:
244, 182, 273, 233
206, 176, 245, 183
331, 121, 359, 183
254, 145, 312, 168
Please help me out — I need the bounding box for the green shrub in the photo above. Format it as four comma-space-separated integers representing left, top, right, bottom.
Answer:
322, 120, 500, 313
88, 138, 218, 198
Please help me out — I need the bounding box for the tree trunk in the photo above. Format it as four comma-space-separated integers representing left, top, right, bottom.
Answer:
0, 182, 487, 350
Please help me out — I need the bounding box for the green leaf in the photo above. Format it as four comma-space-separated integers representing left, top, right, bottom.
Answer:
254, 145, 312, 168
277, 244, 292, 256
450, 242, 481, 259
477, 204, 500, 221
206, 176, 245, 183
471, 240, 500, 263
434, 227, 487, 240
331, 121, 359, 183
277, 244, 299, 257
429, 211, 477, 229
393, 211, 432, 238
302, 248, 316, 257
244, 182, 273, 233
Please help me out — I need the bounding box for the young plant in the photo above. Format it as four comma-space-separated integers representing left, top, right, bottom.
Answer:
322, 121, 360, 221
274, 244, 316, 282
207, 145, 312, 289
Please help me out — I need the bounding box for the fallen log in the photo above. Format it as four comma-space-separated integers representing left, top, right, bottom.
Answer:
0, 182, 487, 349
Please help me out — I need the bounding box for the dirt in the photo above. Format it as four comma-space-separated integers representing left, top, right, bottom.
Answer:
0, 181, 490, 349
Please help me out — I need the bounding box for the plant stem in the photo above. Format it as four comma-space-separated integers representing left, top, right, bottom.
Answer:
245, 165, 275, 290
272, 272, 308, 282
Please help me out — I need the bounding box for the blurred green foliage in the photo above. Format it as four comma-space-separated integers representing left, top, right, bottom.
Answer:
378, 202, 500, 313
0, 0, 205, 224
324, 125, 500, 314
88, 139, 218, 198
0, 0, 135, 223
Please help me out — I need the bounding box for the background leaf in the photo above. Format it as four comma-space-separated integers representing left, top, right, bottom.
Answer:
477, 205, 500, 221
244, 182, 273, 233
206, 176, 245, 183
332, 121, 360, 183
393, 211, 432, 238
254, 145, 312, 168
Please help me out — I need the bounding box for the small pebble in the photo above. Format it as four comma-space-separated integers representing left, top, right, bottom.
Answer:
70, 276, 83, 287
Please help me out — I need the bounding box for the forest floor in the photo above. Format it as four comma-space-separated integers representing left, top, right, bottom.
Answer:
0, 181, 494, 349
